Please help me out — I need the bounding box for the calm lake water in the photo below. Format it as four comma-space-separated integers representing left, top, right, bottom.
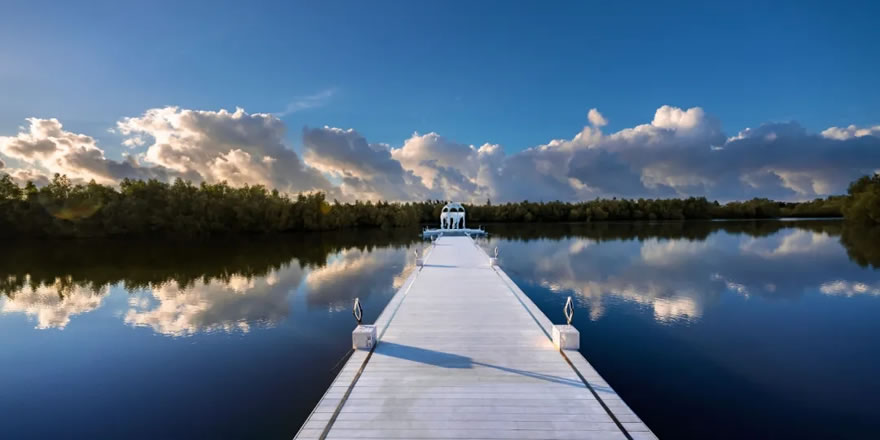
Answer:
2, 221, 879, 439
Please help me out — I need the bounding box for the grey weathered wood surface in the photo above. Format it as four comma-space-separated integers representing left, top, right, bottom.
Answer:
295, 236, 657, 440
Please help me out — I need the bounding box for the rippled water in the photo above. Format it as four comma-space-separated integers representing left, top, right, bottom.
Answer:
1, 221, 879, 439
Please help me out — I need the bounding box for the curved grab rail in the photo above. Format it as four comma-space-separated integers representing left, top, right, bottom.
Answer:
564, 296, 574, 326
352, 298, 363, 324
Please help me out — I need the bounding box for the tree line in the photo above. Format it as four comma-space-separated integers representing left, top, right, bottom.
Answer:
0, 172, 873, 239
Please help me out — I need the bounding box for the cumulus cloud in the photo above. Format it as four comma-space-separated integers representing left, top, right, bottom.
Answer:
4, 168, 50, 186
389, 132, 499, 201
302, 126, 433, 200
118, 107, 334, 194
588, 108, 607, 127
3, 105, 880, 202
821, 124, 880, 140
0, 118, 176, 185
565, 107, 880, 200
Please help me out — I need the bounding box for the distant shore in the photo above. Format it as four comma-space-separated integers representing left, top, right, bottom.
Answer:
2, 173, 877, 239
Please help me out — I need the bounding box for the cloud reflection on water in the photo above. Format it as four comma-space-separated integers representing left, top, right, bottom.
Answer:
0, 275, 106, 329
3, 223, 879, 332
304, 246, 414, 312
1, 240, 416, 335
489, 226, 880, 324
124, 268, 304, 336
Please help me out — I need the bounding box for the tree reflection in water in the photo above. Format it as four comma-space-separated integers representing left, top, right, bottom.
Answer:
1, 228, 420, 333
2, 220, 879, 332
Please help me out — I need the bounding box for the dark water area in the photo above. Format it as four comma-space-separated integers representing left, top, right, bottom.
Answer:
1, 221, 879, 439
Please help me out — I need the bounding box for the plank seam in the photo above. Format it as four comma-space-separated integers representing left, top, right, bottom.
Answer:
318, 347, 375, 440
319, 240, 435, 438
476, 237, 634, 440
295, 241, 429, 440
559, 349, 634, 440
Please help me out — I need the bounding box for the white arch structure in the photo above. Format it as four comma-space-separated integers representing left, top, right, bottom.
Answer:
440, 202, 466, 230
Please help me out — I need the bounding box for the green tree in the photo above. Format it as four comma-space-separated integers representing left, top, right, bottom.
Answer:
843, 174, 880, 224
0, 174, 22, 200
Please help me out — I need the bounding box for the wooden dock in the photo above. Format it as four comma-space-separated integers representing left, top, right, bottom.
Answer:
295, 235, 657, 440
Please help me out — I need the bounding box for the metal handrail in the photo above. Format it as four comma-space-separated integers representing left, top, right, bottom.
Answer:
352, 297, 363, 324
564, 296, 574, 325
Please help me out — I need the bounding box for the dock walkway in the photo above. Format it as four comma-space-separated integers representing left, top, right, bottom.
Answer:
295, 236, 656, 440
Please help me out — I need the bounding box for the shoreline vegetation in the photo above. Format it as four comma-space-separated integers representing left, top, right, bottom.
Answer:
1, 173, 878, 239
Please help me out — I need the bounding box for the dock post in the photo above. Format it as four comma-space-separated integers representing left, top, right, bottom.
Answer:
553, 296, 580, 349
552, 325, 579, 350
415, 250, 424, 267
351, 297, 377, 349
489, 246, 499, 266
352, 325, 377, 350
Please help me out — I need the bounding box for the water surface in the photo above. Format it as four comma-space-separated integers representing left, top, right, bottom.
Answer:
1, 221, 879, 439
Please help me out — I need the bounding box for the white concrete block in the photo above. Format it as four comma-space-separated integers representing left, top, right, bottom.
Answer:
352, 325, 377, 350
489, 257, 498, 266
552, 325, 580, 350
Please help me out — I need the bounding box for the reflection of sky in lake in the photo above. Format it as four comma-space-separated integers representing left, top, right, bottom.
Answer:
1, 224, 879, 439
1, 246, 416, 336
0, 238, 419, 440
0, 277, 107, 329
487, 228, 880, 324
480, 224, 880, 439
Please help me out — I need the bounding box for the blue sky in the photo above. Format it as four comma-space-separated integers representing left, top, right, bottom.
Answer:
3, 0, 878, 151
1, 0, 879, 201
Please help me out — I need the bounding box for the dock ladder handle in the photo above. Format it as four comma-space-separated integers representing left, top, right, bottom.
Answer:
564, 296, 574, 325
352, 297, 363, 324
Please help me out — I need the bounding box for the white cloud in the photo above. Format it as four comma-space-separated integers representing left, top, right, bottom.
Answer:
302, 126, 434, 200
275, 88, 337, 117
117, 107, 335, 194
122, 135, 145, 148
389, 132, 494, 201
587, 108, 607, 127
0, 117, 175, 185
4, 167, 50, 186
3, 105, 880, 202
821, 124, 880, 140
650, 105, 710, 131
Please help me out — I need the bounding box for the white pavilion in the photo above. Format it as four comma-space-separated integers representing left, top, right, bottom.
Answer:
440, 202, 466, 229
422, 202, 486, 238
